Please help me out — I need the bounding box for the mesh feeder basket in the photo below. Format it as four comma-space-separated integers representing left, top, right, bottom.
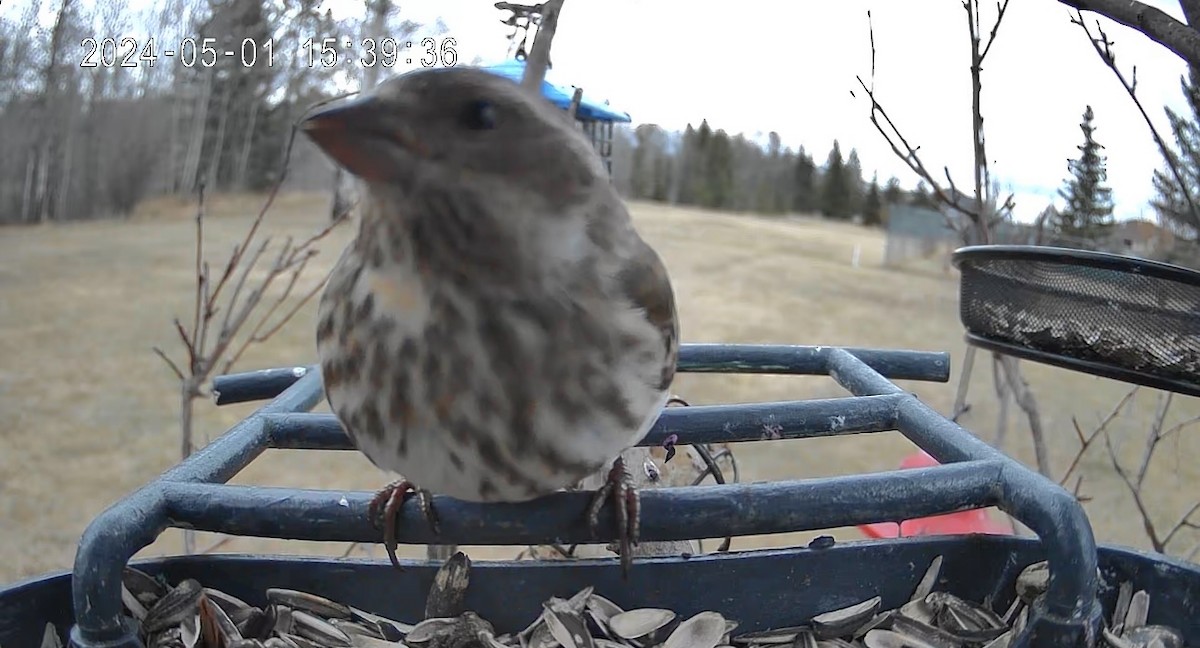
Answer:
953, 245, 1200, 396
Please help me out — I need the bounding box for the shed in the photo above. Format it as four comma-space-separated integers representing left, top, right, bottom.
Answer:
479, 59, 631, 175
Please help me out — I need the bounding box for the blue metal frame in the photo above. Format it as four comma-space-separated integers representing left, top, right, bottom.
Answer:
67, 343, 1102, 648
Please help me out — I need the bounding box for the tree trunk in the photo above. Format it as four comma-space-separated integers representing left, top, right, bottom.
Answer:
182, 71, 214, 195
205, 80, 233, 190
235, 97, 260, 191
56, 102, 76, 220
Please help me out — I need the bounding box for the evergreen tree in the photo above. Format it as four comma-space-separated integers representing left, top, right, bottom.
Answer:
821, 140, 852, 219
775, 149, 796, 215
792, 147, 817, 213
1056, 105, 1114, 241
910, 180, 938, 209
845, 148, 866, 216
883, 176, 903, 209
1151, 68, 1200, 241
863, 173, 884, 226
677, 124, 699, 205
706, 129, 735, 209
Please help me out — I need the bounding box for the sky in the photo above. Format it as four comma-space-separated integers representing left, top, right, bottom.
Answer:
7, 0, 1196, 223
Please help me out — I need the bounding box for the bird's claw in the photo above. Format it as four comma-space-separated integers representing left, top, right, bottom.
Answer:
368, 479, 441, 570
586, 456, 640, 579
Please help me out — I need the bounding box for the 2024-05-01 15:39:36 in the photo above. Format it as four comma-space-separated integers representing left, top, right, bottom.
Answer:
77, 36, 458, 70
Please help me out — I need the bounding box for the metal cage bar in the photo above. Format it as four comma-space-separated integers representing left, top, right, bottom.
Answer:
67, 343, 1102, 648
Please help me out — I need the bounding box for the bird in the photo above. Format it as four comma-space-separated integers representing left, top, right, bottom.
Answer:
300, 65, 679, 577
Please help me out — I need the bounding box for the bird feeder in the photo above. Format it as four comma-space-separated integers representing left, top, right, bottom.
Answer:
479, 59, 631, 176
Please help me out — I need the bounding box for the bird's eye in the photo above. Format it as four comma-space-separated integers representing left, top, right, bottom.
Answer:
462, 99, 497, 130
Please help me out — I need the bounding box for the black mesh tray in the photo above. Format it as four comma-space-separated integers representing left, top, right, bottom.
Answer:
952, 245, 1200, 396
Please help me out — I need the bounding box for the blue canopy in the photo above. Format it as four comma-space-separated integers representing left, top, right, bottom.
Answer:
478, 59, 632, 123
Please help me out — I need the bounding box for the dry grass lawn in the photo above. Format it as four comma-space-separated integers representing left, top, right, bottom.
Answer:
2, 193, 1199, 586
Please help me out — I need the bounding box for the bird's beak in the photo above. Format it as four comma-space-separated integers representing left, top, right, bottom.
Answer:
301, 95, 422, 182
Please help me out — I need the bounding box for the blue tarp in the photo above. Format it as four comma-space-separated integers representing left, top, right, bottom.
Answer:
478, 59, 632, 123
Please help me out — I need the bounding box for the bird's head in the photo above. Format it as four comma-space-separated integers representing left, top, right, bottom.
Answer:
300, 67, 606, 208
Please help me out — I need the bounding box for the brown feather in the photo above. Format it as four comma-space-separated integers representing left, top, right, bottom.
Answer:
616, 237, 680, 392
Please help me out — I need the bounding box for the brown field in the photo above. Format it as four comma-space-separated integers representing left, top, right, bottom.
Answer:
2, 194, 1198, 586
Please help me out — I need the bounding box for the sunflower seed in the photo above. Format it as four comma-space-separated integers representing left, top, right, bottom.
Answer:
425, 551, 471, 620
122, 583, 149, 621
1105, 627, 1139, 648
293, 609, 353, 647
1123, 625, 1183, 648
202, 595, 245, 645
1123, 591, 1150, 631
123, 567, 168, 600
864, 629, 936, 648
1015, 561, 1049, 603
144, 579, 203, 634
658, 611, 727, 648
205, 588, 253, 616
541, 602, 594, 648
1112, 581, 1133, 633
179, 612, 200, 648
608, 608, 676, 640
732, 626, 807, 644
912, 556, 944, 602
267, 589, 354, 621
812, 597, 881, 639
40, 623, 62, 648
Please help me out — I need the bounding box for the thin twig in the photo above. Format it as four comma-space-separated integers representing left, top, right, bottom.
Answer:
1102, 427, 1164, 552
1136, 392, 1172, 489
152, 346, 185, 381
1162, 500, 1200, 548
1060, 386, 1138, 486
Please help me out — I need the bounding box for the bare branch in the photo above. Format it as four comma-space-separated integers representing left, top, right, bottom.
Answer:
1160, 413, 1200, 440
1059, 0, 1200, 70
1136, 392, 1172, 489
1102, 427, 1164, 552
173, 318, 198, 372
1163, 501, 1200, 547
191, 184, 206, 363
1060, 386, 1138, 487
1073, 12, 1200, 232
152, 346, 185, 382
979, 0, 1012, 61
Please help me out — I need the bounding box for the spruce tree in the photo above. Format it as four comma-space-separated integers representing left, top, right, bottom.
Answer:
821, 140, 851, 219
792, 147, 817, 213
863, 173, 884, 226
1151, 68, 1200, 241
1056, 105, 1114, 242
706, 130, 735, 210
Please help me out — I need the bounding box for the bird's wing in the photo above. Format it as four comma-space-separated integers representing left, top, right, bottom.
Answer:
615, 237, 680, 393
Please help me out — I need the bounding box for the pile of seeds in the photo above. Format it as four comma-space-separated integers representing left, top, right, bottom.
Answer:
40, 552, 1187, 648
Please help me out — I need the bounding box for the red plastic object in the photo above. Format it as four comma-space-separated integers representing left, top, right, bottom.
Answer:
857, 451, 1014, 539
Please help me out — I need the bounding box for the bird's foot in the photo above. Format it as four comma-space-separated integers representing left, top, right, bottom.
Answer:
368, 479, 441, 570
586, 456, 640, 579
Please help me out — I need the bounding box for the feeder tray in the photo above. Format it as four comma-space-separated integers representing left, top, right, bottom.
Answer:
6, 343, 1190, 648
953, 245, 1200, 396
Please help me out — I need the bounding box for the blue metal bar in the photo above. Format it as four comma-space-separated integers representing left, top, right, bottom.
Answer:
160, 461, 1004, 545
69, 370, 325, 648
825, 348, 1102, 640
212, 344, 950, 405
263, 393, 906, 450
211, 365, 314, 407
